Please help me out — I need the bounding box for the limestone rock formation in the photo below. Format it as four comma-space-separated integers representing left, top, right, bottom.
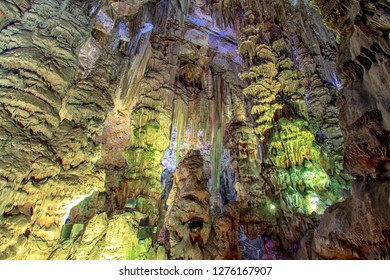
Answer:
164, 150, 211, 259
0, 0, 389, 260
313, 179, 390, 259
306, 0, 390, 259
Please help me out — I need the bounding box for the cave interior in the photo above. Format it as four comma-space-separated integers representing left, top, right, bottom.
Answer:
0, 0, 389, 260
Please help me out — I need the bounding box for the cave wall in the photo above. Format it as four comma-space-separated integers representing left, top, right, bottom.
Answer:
0, 0, 112, 259
0, 0, 389, 260
306, 0, 390, 259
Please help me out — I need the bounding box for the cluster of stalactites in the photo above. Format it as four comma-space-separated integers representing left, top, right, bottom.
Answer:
200, 0, 294, 32
169, 69, 230, 213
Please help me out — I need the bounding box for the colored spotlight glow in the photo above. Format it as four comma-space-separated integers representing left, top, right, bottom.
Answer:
309, 195, 319, 212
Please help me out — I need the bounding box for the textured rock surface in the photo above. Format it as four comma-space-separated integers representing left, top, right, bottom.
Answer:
0, 0, 110, 259
313, 179, 390, 259
0, 0, 389, 260
307, 0, 390, 259
308, 0, 390, 178
164, 150, 211, 260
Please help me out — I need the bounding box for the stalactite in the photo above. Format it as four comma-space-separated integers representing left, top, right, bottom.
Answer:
197, 93, 210, 144
170, 0, 191, 25
210, 74, 224, 214
172, 97, 188, 162
115, 22, 154, 106
154, 0, 172, 33
187, 92, 202, 148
